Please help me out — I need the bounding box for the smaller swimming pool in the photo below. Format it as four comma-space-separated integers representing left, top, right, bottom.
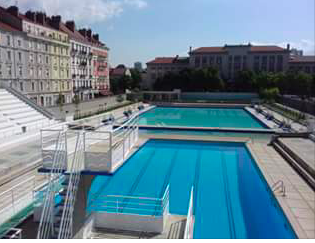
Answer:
139, 107, 268, 129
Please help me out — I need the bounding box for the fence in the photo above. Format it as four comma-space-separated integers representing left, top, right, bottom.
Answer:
41, 112, 140, 173
0, 175, 48, 237
184, 186, 195, 239
87, 185, 170, 233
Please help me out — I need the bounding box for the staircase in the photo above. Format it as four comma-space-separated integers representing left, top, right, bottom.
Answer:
272, 137, 315, 191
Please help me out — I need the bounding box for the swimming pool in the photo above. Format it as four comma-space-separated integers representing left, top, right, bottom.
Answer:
88, 139, 296, 239
139, 107, 268, 129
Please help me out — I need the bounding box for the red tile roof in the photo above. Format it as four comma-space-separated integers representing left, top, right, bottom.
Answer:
191, 47, 226, 54
147, 57, 175, 64
289, 56, 315, 63
191, 45, 287, 54
249, 45, 287, 52
0, 20, 21, 32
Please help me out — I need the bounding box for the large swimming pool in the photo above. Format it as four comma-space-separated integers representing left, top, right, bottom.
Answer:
88, 139, 296, 239
139, 107, 268, 129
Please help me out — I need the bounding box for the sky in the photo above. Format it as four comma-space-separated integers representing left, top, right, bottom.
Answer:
3, 0, 315, 68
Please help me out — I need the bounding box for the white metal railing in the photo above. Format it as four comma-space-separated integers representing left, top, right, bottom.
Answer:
37, 131, 67, 239
58, 132, 85, 239
2, 228, 22, 239
84, 113, 139, 172
184, 186, 195, 239
87, 184, 170, 217
0, 176, 47, 227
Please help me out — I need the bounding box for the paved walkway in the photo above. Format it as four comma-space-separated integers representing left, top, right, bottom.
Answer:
279, 137, 315, 171
248, 142, 315, 239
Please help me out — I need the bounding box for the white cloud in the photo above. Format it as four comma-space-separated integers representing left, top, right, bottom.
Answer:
250, 40, 315, 55
124, 0, 148, 9
5, 0, 147, 24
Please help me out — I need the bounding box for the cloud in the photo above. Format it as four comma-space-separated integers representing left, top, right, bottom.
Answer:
250, 40, 315, 55
5, 0, 147, 24
124, 0, 148, 9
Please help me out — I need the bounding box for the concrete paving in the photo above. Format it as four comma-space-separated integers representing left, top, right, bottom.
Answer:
279, 137, 315, 172
47, 95, 127, 119
248, 142, 315, 239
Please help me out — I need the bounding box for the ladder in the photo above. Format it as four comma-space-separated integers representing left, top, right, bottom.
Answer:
272, 180, 286, 197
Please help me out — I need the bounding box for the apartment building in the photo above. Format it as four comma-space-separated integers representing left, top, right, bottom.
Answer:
0, 6, 72, 106
289, 56, 315, 75
90, 33, 110, 97
0, 5, 110, 105
0, 20, 28, 92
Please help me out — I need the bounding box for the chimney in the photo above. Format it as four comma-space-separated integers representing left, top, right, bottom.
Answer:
87, 29, 92, 39
36, 12, 46, 25
66, 21, 75, 32
287, 43, 290, 51
7, 6, 19, 17
189, 46, 192, 53
79, 28, 87, 37
92, 34, 99, 41
50, 15, 61, 30
25, 11, 36, 22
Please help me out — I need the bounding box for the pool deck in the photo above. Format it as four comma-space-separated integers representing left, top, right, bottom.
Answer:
136, 133, 315, 239
278, 137, 315, 173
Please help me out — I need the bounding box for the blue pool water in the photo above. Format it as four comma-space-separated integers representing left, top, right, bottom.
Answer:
88, 139, 296, 239
139, 107, 268, 129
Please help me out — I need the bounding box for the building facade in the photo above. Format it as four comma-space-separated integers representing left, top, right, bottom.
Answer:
145, 44, 291, 89
189, 44, 290, 79
0, 20, 28, 93
289, 56, 315, 75
0, 5, 110, 106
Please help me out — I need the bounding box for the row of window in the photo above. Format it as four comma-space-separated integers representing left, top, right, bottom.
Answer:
3, 33, 69, 55
289, 65, 315, 74
24, 23, 68, 43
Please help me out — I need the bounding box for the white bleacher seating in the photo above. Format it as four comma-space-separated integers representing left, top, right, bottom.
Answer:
0, 89, 56, 137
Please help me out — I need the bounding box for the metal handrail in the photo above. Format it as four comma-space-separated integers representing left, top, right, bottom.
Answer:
184, 186, 194, 239
37, 131, 66, 238
58, 131, 84, 239
272, 180, 286, 196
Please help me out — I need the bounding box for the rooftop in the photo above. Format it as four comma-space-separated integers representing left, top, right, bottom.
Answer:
289, 56, 315, 63
191, 44, 288, 54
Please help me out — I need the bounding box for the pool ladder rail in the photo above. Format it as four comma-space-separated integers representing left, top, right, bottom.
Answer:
272, 180, 286, 197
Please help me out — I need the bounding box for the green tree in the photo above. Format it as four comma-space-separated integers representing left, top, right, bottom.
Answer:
260, 87, 279, 103
72, 94, 80, 117
56, 93, 65, 112
234, 70, 256, 92
130, 69, 142, 89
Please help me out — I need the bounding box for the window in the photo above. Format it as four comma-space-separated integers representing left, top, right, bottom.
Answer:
18, 52, 22, 62
202, 56, 207, 65
30, 67, 34, 76
32, 82, 35, 91
46, 56, 49, 64
8, 66, 12, 76
39, 68, 42, 77
7, 36, 10, 46
195, 56, 200, 67
18, 40, 21, 47
19, 66, 22, 76
38, 55, 42, 64
40, 82, 43, 91
19, 82, 23, 91
0, 64, 2, 76
30, 54, 34, 63
7, 51, 11, 61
